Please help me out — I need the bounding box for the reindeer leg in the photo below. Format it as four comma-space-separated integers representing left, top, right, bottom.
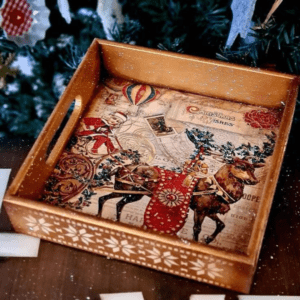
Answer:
205, 214, 225, 244
193, 210, 206, 242
97, 192, 122, 217
116, 194, 143, 221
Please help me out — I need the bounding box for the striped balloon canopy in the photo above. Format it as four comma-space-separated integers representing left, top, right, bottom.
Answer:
122, 84, 160, 106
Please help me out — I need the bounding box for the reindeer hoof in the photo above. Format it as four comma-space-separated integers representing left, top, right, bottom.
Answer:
204, 236, 214, 244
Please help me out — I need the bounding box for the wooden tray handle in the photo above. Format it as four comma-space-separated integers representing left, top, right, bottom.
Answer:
8, 39, 101, 198
45, 96, 82, 167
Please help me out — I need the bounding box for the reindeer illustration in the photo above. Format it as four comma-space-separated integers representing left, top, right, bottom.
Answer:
47, 127, 272, 244
191, 157, 263, 243
95, 129, 275, 243
95, 156, 263, 244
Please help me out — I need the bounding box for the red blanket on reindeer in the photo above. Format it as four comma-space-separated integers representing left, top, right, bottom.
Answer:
144, 167, 199, 234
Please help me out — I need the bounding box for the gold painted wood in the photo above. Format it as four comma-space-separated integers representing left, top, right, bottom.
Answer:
7, 41, 101, 199
4, 39, 299, 293
98, 40, 297, 107
3, 197, 254, 292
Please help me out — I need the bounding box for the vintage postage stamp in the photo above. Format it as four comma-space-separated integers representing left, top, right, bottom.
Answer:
145, 114, 176, 137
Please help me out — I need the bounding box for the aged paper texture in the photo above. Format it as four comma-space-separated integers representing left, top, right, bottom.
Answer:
42, 77, 282, 254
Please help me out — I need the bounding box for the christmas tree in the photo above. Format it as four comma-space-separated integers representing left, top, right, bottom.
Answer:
0, 0, 299, 137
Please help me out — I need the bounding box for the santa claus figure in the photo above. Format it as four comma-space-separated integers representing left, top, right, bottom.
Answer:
77, 112, 127, 154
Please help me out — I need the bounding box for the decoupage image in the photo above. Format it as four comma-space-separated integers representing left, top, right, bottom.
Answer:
42, 76, 282, 254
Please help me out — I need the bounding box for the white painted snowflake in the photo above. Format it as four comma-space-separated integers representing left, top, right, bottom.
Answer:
190, 259, 223, 279
24, 216, 54, 235
63, 225, 94, 245
146, 248, 178, 267
105, 236, 135, 256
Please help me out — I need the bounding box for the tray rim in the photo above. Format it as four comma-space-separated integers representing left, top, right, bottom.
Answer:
3, 38, 299, 293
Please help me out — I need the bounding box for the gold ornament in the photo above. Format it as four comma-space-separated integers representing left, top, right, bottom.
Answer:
0, 53, 18, 89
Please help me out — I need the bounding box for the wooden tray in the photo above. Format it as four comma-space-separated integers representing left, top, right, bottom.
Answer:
3, 39, 299, 293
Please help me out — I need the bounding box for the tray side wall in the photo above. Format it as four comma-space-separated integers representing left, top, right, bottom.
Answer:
7, 40, 102, 199
247, 80, 299, 261
97, 40, 295, 107
4, 199, 253, 293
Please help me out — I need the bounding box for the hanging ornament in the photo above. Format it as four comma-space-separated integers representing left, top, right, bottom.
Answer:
0, 53, 18, 89
225, 0, 258, 48
57, 0, 71, 24
96, 0, 124, 40
0, 0, 50, 47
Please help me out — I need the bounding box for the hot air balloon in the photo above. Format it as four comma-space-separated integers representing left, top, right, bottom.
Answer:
122, 84, 160, 106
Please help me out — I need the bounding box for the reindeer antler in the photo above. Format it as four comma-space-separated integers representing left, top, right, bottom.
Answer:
186, 128, 276, 165
237, 132, 276, 163
186, 128, 219, 159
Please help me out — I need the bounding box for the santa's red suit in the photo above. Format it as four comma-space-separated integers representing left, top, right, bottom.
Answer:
77, 117, 117, 154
